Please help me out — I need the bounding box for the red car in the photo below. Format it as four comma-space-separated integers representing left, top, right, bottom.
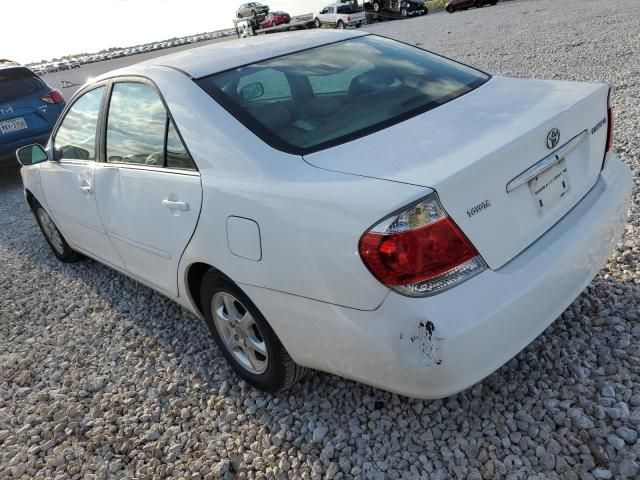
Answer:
446, 0, 498, 13
260, 11, 291, 28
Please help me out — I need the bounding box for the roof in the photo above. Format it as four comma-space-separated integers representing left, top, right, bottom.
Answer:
139, 30, 367, 79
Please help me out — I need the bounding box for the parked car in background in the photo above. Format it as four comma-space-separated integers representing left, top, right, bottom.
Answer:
0, 64, 65, 164
370, 0, 426, 16
260, 11, 291, 28
315, 3, 366, 28
237, 2, 269, 18
16, 31, 631, 398
446, 0, 497, 13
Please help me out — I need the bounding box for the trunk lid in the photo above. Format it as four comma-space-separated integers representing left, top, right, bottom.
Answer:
303, 76, 611, 269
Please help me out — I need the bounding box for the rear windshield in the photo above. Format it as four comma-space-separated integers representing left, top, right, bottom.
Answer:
197, 35, 489, 155
0, 68, 43, 102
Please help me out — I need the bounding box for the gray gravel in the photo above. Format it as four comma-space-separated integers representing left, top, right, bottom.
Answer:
1, 0, 640, 478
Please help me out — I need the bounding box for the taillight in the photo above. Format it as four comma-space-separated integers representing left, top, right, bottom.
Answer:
605, 107, 613, 153
602, 87, 614, 170
40, 89, 64, 104
358, 194, 486, 297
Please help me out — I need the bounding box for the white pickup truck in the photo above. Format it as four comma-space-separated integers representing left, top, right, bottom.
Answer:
314, 3, 366, 29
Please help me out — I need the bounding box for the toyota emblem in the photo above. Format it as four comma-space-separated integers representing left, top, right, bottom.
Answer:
546, 128, 560, 150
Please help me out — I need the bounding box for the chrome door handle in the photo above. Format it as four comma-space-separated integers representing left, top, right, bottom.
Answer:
80, 185, 93, 195
162, 199, 189, 211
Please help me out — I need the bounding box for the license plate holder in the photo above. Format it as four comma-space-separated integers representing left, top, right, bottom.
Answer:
528, 158, 570, 215
0, 117, 28, 134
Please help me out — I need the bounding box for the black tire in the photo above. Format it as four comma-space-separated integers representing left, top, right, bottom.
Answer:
336, 20, 345, 29
475, 0, 483, 7
200, 272, 308, 393
251, 10, 256, 16
31, 200, 82, 263
490, 0, 498, 4
314, 17, 321, 28
373, 1, 381, 12
446, 5, 455, 13
401, 8, 408, 16
237, 13, 242, 19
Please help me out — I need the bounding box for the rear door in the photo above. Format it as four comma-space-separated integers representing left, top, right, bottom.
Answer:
39, 85, 125, 268
94, 80, 202, 297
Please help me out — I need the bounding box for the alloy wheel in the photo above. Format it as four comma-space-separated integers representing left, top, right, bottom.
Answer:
37, 208, 64, 255
212, 292, 268, 374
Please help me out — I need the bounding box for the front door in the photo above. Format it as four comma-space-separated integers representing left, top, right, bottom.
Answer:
39, 85, 125, 268
94, 81, 202, 297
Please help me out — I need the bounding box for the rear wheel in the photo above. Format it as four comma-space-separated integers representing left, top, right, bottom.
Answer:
490, 0, 498, 4
446, 5, 455, 13
475, 0, 483, 7
32, 201, 81, 263
373, 1, 381, 12
251, 9, 256, 16
336, 20, 345, 29
201, 273, 308, 392
401, 8, 408, 16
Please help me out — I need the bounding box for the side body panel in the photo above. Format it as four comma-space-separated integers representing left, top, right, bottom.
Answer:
143, 67, 426, 311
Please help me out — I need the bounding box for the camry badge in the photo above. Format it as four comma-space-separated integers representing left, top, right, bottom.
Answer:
546, 128, 560, 150
0, 106, 13, 116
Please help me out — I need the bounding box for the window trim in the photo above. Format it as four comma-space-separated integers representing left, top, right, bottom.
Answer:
50, 81, 109, 162
195, 34, 491, 156
101, 75, 199, 172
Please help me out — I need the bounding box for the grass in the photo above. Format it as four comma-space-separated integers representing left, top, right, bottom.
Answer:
425, 0, 448, 9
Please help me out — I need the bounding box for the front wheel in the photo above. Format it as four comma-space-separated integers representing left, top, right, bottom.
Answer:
490, 0, 498, 4
446, 5, 455, 13
373, 1, 381, 12
251, 9, 257, 16
201, 273, 308, 392
314, 17, 321, 28
401, 8, 408, 16
32, 201, 81, 263
336, 20, 345, 29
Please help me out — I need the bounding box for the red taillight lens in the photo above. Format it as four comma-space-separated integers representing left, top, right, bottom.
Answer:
605, 106, 613, 153
359, 195, 486, 297
41, 89, 64, 104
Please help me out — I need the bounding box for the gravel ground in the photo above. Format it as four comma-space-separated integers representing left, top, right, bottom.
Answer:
1, 0, 640, 478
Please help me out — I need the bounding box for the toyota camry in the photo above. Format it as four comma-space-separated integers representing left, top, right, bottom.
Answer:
16, 31, 631, 398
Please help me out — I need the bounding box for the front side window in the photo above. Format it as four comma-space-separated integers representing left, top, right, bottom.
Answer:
106, 82, 195, 170
197, 35, 489, 155
54, 86, 105, 160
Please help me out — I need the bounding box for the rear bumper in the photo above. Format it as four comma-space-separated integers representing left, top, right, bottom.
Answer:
243, 154, 632, 398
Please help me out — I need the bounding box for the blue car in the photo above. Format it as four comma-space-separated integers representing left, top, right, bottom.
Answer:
0, 62, 65, 164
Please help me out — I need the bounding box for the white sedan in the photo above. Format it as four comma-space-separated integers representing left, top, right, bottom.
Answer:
16, 30, 631, 398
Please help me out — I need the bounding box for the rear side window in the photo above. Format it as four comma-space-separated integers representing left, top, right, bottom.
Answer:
0, 68, 44, 102
106, 82, 196, 170
54, 86, 105, 161
197, 35, 489, 155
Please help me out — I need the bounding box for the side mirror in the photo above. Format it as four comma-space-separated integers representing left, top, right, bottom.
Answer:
239, 82, 265, 102
16, 144, 48, 166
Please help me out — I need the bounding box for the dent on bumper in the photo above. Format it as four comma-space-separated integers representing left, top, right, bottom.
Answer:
243, 155, 632, 399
